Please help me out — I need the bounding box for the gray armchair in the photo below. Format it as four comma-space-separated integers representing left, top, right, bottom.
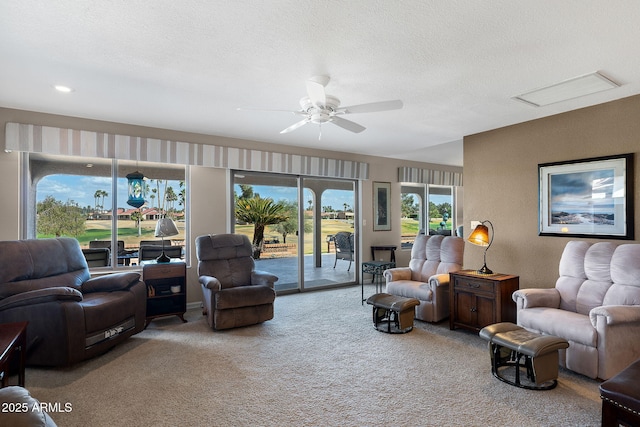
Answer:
195, 234, 278, 330
384, 234, 464, 322
0, 238, 146, 366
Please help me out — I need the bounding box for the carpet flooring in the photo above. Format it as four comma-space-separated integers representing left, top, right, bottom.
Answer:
24, 286, 601, 426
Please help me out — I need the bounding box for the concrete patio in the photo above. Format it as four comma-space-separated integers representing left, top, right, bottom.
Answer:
255, 252, 357, 292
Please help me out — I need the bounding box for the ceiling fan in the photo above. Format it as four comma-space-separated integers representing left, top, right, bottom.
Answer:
239, 75, 403, 139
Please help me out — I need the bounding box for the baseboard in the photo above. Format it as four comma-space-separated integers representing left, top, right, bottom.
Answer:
186, 301, 202, 311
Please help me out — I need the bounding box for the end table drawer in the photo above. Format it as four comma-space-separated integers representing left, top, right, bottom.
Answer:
454, 277, 495, 294
143, 264, 184, 280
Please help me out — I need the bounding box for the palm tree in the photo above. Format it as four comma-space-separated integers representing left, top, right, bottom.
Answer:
235, 197, 288, 259
166, 186, 177, 213
99, 190, 108, 211
93, 190, 101, 212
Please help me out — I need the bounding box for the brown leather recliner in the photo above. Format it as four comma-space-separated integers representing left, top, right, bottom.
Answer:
196, 234, 277, 330
0, 238, 146, 366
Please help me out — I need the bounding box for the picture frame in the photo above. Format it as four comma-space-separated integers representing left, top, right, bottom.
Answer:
373, 182, 391, 231
538, 153, 634, 239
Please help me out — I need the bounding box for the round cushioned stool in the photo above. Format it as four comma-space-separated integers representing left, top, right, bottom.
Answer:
366, 293, 420, 334
479, 322, 569, 390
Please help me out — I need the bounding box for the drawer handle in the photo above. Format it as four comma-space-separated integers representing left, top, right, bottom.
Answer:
470, 307, 477, 312
467, 283, 480, 288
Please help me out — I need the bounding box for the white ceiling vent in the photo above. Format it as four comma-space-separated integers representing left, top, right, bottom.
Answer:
512, 72, 620, 107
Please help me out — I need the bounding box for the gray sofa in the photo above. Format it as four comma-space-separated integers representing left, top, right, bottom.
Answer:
0, 238, 146, 366
513, 241, 640, 380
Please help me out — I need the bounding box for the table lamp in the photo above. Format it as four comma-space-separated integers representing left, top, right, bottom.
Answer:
467, 220, 494, 274
154, 217, 179, 263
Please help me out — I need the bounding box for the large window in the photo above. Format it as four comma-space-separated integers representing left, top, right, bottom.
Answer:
400, 184, 424, 248
28, 153, 187, 269
400, 184, 459, 248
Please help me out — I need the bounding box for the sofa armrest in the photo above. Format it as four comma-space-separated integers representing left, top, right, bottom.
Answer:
590, 305, 640, 327
429, 273, 450, 288
81, 272, 141, 293
251, 270, 278, 288
384, 267, 411, 282
199, 275, 221, 292
512, 288, 560, 309
0, 287, 82, 311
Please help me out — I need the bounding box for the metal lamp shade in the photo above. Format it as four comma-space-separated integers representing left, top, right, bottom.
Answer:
468, 224, 490, 247
154, 218, 179, 263
468, 221, 494, 275
155, 218, 179, 238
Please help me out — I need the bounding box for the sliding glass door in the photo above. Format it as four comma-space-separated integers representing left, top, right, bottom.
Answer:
302, 177, 356, 289
232, 171, 357, 292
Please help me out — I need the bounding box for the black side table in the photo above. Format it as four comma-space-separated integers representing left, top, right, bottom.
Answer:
361, 261, 395, 304
370, 245, 397, 263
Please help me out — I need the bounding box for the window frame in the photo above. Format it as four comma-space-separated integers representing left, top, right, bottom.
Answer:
25, 152, 189, 270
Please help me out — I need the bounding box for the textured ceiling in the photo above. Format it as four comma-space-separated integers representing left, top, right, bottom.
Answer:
2, 1, 640, 167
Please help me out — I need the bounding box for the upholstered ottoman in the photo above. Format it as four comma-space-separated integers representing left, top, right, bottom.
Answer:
599, 358, 640, 427
366, 293, 420, 333
479, 322, 569, 390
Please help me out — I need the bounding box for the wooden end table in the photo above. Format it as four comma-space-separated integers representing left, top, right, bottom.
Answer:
0, 321, 28, 387
449, 270, 519, 332
142, 260, 187, 327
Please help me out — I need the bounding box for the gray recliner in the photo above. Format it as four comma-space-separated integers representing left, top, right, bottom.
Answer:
513, 241, 640, 380
0, 238, 146, 366
384, 234, 464, 323
195, 234, 278, 330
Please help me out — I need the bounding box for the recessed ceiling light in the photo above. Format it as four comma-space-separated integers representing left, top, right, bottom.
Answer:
512, 72, 620, 107
54, 85, 74, 93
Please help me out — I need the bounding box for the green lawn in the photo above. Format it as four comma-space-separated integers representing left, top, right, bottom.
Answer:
235, 219, 354, 254
38, 219, 183, 248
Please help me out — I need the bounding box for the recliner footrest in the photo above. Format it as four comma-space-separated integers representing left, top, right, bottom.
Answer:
366, 293, 420, 334
479, 322, 569, 390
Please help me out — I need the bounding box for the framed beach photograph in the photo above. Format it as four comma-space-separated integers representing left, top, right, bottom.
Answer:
539, 153, 634, 239
373, 182, 391, 231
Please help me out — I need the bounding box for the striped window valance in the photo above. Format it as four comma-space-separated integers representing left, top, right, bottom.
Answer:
5, 123, 369, 180
398, 166, 463, 186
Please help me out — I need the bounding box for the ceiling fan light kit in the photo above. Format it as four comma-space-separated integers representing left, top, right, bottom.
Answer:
243, 75, 403, 138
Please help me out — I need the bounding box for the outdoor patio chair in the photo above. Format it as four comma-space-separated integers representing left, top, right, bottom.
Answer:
333, 231, 354, 271
81, 247, 110, 267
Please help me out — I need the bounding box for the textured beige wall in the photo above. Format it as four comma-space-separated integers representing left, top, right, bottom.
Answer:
464, 95, 640, 289
0, 107, 461, 301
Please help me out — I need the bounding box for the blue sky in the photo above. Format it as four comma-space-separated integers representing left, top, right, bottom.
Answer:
38, 174, 450, 213
236, 184, 354, 211
37, 175, 182, 210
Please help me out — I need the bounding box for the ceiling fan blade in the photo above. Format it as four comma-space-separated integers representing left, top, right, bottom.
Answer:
306, 80, 327, 108
330, 116, 366, 133
336, 99, 403, 114
280, 118, 310, 134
